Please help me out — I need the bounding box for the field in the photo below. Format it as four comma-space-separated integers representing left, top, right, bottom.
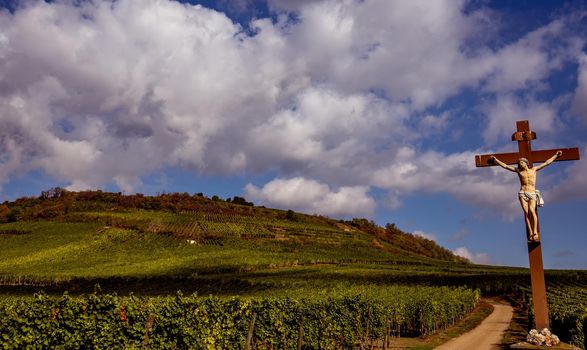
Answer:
0, 191, 585, 349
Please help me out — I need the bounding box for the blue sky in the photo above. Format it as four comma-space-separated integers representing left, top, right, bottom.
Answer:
0, 0, 586, 268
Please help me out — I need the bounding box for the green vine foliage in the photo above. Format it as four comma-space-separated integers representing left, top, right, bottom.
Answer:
0, 287, 478, 349
526, 286, 587, 350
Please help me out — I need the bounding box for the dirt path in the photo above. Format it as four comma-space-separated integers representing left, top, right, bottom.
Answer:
435, 300, 513, 350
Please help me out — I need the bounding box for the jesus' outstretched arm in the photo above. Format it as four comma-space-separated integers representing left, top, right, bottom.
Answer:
489, 155, 517, 172
534, 150, 562, 171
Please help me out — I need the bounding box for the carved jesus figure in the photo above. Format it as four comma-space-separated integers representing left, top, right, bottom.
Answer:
490, 150, 562, 242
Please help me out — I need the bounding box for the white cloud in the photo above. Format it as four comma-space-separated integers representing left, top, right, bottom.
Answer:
282, 0, 494, 109
384, 192, 402, 210
266, 0, 321, 12
371, 149, 520, 213
482, 94, 558, 145
0, 0, 280, 190
245, 87, 410, 181
453, 246, 492, 264
413, 230, 436, 241
571, 53, 587, 122
245, 177, 375, 217
548, 148, 587, 203
0, 138, 24, 191
480, 19, 572, 93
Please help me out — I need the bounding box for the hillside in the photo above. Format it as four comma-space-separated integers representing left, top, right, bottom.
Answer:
2, 189, 585, 296
0, 188, 466, 262
1, 189, 462, 261
0, 191, 500, 296
1, 189, 586, 348
0, 189, 470, 291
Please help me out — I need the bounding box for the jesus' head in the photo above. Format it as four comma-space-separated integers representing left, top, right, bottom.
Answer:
518, 158, 530, 170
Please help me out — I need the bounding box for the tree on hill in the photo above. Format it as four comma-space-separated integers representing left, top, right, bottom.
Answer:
286, 209, 297, 221
227, 196, 254, 206
40, 187, 66, 199
0, 204, 10, 223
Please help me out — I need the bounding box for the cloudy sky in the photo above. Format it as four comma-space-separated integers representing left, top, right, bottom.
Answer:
1, 0, 586, 268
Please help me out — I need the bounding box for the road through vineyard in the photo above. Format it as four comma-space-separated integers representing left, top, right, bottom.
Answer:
435, 300, 513, 350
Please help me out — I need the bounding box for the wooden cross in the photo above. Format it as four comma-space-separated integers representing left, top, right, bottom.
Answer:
475, 120, 580, 330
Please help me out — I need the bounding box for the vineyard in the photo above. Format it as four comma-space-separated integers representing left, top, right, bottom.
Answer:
77, 210, 350, 245
0, 287, 479, 349
529, 285, 587, 349
0, 190, 586, 348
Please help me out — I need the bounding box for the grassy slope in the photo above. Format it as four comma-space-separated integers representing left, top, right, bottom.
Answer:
0, 191, 585, 298
0, 220, 394, 278
0, 218, 458, 296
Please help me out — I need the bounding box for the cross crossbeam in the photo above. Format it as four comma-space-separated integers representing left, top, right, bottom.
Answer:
474, 120, 580, 331
475, 147, 579, 167
476, 121, 580, 167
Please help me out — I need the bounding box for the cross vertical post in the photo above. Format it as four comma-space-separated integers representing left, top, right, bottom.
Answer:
515, 121, 549, 331
475, 120, 580, 331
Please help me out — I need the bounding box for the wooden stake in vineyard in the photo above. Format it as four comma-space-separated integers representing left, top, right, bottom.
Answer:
475, 120, 580, 330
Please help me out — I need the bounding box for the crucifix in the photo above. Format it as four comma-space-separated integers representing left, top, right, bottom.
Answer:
475, 120, 580, 330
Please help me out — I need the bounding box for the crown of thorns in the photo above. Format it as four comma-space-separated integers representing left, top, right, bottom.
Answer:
518, 158, 529, 165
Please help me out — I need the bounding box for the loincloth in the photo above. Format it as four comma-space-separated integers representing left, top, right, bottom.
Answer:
518, 190, 544, 207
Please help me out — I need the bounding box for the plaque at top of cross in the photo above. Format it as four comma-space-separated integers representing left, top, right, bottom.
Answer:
474, 120, 580, 331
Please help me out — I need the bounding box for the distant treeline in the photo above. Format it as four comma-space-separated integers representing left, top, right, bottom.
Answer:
0, 188, 256, 223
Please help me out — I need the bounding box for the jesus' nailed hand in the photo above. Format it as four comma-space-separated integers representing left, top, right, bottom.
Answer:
489, 150, 562, 242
